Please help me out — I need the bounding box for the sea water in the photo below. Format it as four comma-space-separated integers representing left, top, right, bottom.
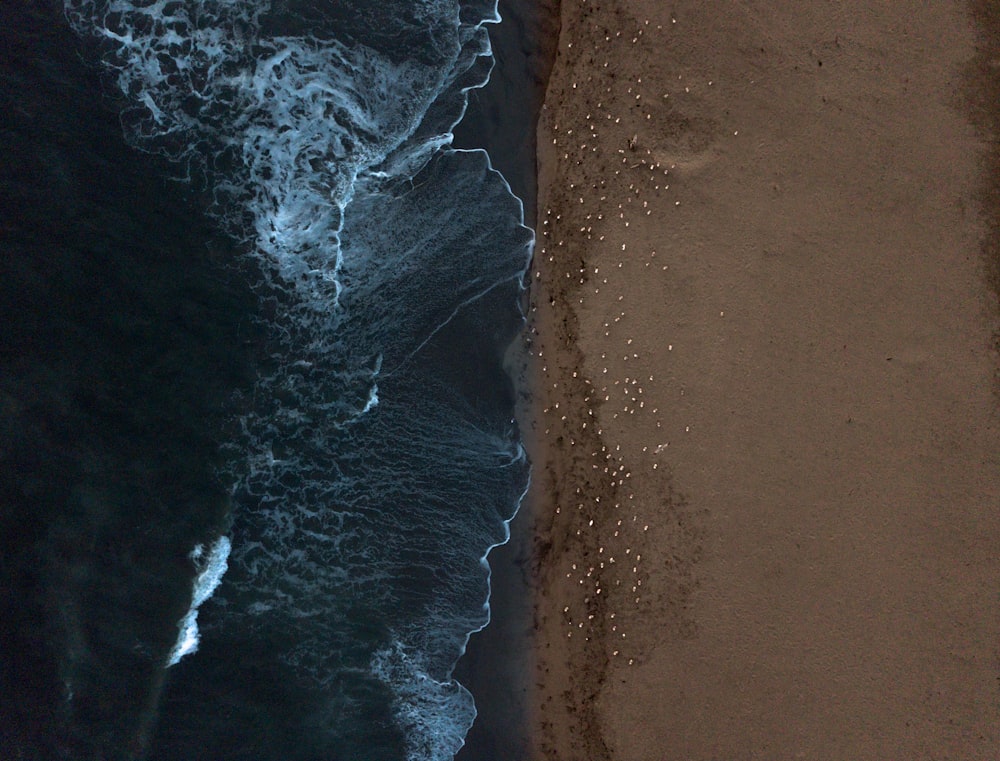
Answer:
15, 1, 532, 758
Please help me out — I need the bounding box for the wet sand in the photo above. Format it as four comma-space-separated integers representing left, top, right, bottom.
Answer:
526, 1, 1000, 759
452, 1, 559, 759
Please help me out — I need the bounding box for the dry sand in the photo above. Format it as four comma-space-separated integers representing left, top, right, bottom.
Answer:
523, 1, 1000, 759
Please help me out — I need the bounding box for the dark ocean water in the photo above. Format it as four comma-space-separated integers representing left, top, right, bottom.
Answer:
0, 1, 532, 759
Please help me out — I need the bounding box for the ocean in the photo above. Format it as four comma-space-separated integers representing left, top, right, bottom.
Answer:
0, 1, 533, 758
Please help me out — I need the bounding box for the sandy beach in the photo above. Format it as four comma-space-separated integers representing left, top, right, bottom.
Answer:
524, 1, 1000, 759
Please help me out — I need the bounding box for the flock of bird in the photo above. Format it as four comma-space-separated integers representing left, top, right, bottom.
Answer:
525, 2, 704, 664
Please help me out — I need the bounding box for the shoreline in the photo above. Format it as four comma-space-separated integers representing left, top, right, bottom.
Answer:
451, 1, 560, 759
528, 1, 1000, 759
452, 0, 560, 228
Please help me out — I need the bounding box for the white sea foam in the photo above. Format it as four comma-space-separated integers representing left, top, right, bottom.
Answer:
371, 641, 476, 761
64, 0, 459, 312
167, 535, 231, 667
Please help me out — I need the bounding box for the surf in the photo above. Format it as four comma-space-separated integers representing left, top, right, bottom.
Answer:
65, 1, 532, 758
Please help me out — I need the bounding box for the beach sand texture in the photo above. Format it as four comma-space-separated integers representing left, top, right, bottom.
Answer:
525, 1, 1000, 759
